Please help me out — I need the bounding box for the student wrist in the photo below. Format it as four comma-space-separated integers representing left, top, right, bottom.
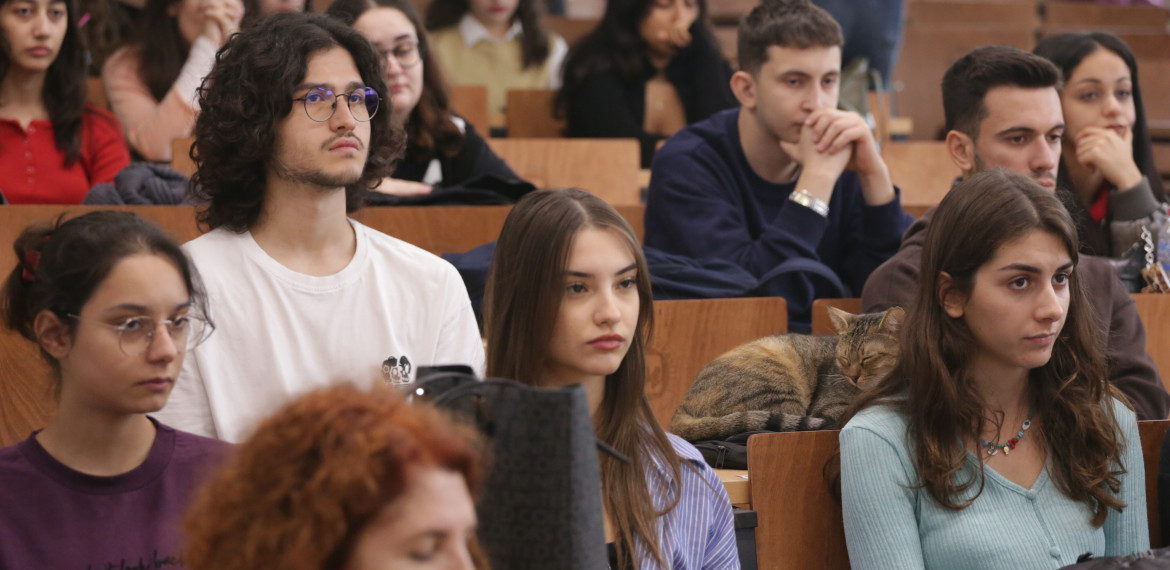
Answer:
1113, 167, 1143, 193
859, 169, 896, 206
794, 171, 836, 203
789, 189, 829, 217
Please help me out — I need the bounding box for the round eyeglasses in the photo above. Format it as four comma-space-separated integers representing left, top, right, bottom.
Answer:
69, 314, 211, 357
378, 40, 422, 69
293, 86, 381, 122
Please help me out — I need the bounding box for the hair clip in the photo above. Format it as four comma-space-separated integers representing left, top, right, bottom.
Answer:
78, 12, 91, 27
21, 250, 40, 282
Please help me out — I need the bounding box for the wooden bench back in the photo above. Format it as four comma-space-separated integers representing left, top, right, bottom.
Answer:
810, 298, 864, 336
1139, 419, 1170, 548
894, 26, 1036, 140
882, 141, 960, 209
1132, 293, 1170, 396
647, 297, 787, 428
504, 88, 564, 138
449, 84, 492, 133
748, 430, 849, 570
487, 138, 643, 205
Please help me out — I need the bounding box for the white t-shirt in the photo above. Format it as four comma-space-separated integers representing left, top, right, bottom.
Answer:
157, 220, 486, 442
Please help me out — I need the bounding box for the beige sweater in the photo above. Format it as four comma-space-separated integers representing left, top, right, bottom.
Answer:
429, 18, 564, 128
101, 36, 217, 162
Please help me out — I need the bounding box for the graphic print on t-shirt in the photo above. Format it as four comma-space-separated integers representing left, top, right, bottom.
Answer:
381, 355, 413, 385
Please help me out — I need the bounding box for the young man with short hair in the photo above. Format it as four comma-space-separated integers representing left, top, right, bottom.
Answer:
644, 0, 913, 327
862, 45, 1169, 419
158, 14, 485, 442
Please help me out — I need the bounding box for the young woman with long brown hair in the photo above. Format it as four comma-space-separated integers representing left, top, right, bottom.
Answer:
1034, 32, 1167, 261
484, 188, 739, 569
0, 0, 129, 203
839, 169, 1147, 569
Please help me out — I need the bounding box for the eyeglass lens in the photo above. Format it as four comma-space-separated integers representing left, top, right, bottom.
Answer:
302, 87, 380, 122
117, 316, 206, 356
380, 41, 421, 68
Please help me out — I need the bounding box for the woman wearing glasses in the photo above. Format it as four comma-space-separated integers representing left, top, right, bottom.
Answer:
328, 0, 520, 198
0, 211, 229, 567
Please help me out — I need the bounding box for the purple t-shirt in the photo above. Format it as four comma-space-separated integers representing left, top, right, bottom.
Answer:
0, 418, 230, 569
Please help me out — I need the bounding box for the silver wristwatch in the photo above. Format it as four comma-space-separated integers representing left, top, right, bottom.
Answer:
789, 189, 829, 217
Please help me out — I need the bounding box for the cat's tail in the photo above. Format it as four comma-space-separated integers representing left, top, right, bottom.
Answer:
670, 409, 831, 441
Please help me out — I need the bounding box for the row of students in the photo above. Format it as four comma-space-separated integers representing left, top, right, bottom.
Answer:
5, 0, 1164, 223
0, 10, 1164, 569
862, 45, 1168, 421
0, 13, 741, 568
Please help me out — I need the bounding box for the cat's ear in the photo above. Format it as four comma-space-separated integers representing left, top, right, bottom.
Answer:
826, 305, 855, 334
879, 306, 906, 333
937, 272, 966, 319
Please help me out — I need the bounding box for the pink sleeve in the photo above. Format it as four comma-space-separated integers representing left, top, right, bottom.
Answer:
82, 107, 131, 186
101, 45, 204, 162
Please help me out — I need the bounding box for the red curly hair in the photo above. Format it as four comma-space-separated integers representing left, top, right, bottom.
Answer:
183, 384, 484, 569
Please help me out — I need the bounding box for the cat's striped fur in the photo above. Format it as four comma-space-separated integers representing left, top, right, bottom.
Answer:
671, 307, 903, 441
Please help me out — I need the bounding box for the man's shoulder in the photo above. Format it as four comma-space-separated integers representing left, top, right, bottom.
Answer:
1078, 254, 1121, 288
655, 109, 738, 164
354, 221, 460, 277
1077, 254, 1130, 314
182, 227, 247, 261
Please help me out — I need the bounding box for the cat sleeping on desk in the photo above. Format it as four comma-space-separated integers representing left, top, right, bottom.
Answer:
671, 306, 904, 442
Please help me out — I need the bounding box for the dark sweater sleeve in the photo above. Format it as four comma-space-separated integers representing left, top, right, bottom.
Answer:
1095, 261, 1170, 420
439, 121, 520, 188
833, 182, 916, 294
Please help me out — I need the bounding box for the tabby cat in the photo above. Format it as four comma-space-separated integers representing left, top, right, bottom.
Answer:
671, 306, 903, 442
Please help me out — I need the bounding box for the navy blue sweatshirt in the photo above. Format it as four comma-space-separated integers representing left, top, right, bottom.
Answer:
645, 108, 914, 326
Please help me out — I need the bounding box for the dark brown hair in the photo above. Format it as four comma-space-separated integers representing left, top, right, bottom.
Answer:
1033, 31, 1166, 254
424, 0, 550, 69
184, 384, 487, 569
134, 0, 258, 102
0, 0, 105, 166
484, 188, 680, 569
190, 13, 405, 232
558, 0, 715, 95
736, 0, 843, 74
838, 169, 1127, 526
327, 0, 465, 165
1, 211, 211, 381
942, 45, 1062, 139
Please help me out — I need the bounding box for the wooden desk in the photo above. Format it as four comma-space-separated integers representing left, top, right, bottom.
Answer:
717, 469, 751, 506
1150, 120, 1170, 141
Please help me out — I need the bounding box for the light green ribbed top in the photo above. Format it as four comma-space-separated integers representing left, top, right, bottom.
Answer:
840, 398, 1148, 569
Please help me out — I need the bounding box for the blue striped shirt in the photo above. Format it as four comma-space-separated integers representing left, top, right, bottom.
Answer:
631, 433, 741, 570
